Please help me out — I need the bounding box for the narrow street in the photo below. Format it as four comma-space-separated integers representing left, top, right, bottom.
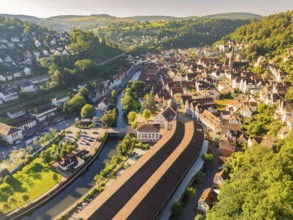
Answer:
178, 143, 219, 220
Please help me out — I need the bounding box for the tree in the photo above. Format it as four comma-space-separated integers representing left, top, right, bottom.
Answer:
2, 203, 10, 210
171, 202, 183, 218
26, 145, 34, 153
22, 193, 29, 202
142, 109, 151, 120
39, 150, 52, 163
285, 86, 293, 101
194, 214, 205, 220
81, 104, 95, 118
131, 81, 146, 94
142, 91, 156, 113
8, 197, 17, 207
77, 87, 90, 99
127, 111, 138, 125
52, 173, 58, 181
203, 153, 214, 161
51, 69, 64, 86
121, 94, 140, 112
63, 95, 87, 114
111, 89, 117, 104
75, 59, 96, 71
207, 133, 293, 220
101, 114, 114, 127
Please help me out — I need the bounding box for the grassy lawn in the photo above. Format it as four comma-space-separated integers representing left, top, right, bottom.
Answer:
0, 158, 61, 214
214, 99, 230, 110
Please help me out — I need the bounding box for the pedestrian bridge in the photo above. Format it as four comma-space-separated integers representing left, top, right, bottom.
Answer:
102, 127, 135, 134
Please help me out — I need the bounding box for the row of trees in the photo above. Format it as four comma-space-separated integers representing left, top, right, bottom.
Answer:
121, 88, 141, 113
40, 141, 77, 163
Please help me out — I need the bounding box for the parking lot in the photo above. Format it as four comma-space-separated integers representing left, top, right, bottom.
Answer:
62, 126, 101, 153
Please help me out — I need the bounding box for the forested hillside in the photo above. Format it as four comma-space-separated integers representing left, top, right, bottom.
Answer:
217, 11, 293, 59
0, 16, 123, 90
43, 29, 122, 88
96, 18, 251, 55
216, 11, 293, 86
1, 13, 261, 32
207, 11, 293, 220
207, 132, 293, 220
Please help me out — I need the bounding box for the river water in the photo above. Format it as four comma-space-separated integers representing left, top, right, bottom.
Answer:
22, 70, 141, 220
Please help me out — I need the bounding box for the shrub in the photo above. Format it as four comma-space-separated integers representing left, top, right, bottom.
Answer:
22, 193, 29, 201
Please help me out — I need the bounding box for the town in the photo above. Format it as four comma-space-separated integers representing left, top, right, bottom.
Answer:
0, 4, 292, 220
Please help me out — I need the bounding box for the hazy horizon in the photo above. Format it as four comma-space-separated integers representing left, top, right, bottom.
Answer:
0, 0, 292, 18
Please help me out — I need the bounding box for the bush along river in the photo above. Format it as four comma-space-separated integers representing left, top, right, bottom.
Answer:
20, 70, 141, 220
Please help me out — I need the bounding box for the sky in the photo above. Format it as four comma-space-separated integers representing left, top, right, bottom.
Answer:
0, 0, 292, 18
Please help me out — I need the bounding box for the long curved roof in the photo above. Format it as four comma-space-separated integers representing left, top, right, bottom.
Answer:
78, 120, 203, 220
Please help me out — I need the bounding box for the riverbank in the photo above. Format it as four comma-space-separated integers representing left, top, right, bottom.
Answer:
3, 138, 105, 220
17, 69, 142, 220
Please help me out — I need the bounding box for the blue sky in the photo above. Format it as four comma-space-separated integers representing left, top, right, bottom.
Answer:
0, 0, 292, 18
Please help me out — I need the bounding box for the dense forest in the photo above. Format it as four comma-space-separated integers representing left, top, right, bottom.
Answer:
217, 11, 293, 58
207, 132, 293, 220
95, 18, 252, 54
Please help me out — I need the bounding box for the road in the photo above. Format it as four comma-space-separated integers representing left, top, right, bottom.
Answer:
95, 53, 125, 66
178, 143, 219, 220
0, 74, 51, 87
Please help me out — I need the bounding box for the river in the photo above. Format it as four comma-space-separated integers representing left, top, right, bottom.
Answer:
22, 70, 141, 220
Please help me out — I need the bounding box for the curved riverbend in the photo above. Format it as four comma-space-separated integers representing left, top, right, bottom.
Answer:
21, 70, 141, 220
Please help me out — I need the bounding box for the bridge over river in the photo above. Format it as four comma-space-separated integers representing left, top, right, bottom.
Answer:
101, 127, 135, 134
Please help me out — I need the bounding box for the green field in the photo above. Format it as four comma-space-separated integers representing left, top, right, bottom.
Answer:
0, 158, 61, 214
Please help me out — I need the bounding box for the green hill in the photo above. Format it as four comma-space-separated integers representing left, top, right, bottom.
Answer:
0, 12, 262, 32
203, 12, 262, 20
96, 18, 251, 55
48, 14, 117, 20
126, 15, 177, 21
216, 11, 293, 58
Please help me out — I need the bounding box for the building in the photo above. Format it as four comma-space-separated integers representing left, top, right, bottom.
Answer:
20, 81, 36, 93
0, 123, 23, 145
199, 110, 222, 133
7, 109, 26, 119
213, 170, 229, 188
0, 89, 19, 102
31, 104, 57, 121
58, 150, 89, 171
9, 116, 37, 131
51, 95, 70, 107
198, 188, 217, 213
260, 135, 279, 149
197, 89, 220, 100
97, 97, 110, 111
155, 106, 177, 128
137, 124, 160, 143
239, 105, 253, 118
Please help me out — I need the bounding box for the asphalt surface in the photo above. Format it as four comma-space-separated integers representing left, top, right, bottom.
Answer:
178, 143, 219, 220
